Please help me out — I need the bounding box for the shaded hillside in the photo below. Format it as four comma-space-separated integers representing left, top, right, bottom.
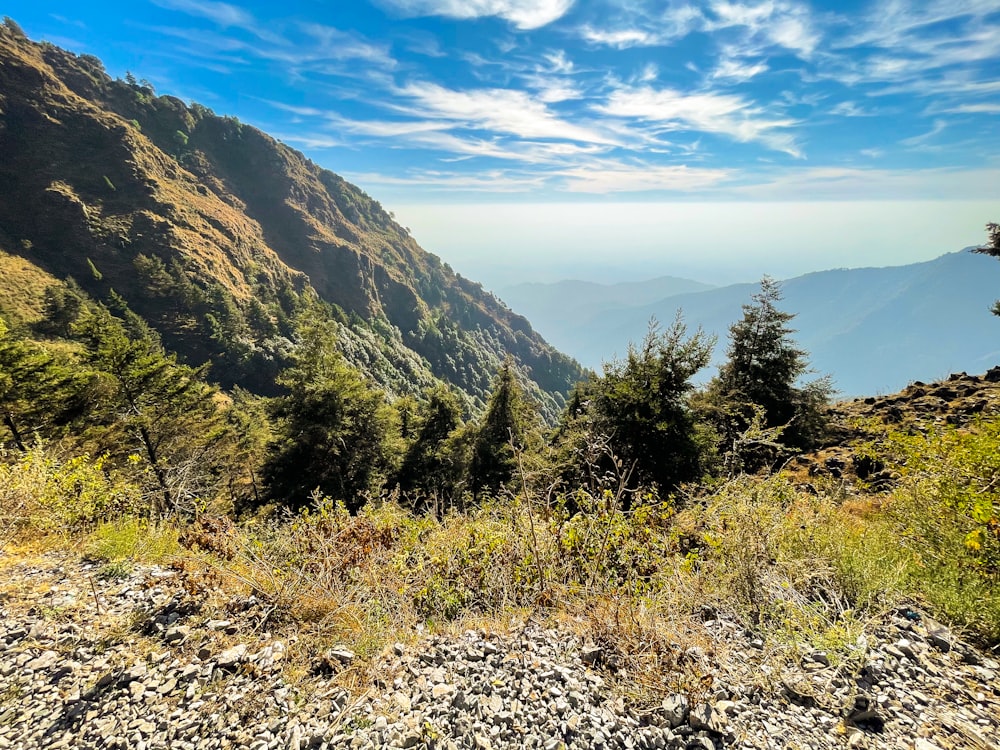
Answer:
511, 251, 1000, 396
0, 23, 583, 418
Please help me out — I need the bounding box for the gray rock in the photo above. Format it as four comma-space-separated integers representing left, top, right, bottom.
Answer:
688, 703, 727, 733
662, 695, 689, 728
215, 645, 247, 670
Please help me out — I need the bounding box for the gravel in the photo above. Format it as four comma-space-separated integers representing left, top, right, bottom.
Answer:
0, 554, 997, 749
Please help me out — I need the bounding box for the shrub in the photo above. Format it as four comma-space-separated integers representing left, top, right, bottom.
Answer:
0, 444, 142, 542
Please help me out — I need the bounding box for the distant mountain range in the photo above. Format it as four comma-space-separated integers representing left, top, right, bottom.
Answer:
500, 250, 1000, 397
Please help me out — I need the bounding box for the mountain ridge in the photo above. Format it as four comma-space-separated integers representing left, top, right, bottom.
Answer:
0, 23, 583, 419
503, 249, 1000, 396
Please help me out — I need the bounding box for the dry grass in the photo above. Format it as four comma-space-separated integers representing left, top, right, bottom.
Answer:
3, 416, 1000, 700
0, 249, 62, 327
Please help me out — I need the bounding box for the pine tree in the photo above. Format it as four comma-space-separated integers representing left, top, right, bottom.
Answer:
974, 222, 1000, 316
397, 385, 465, 511
468, 358, 537, 499
585, 316, 714, 496
0, 316, 88, 449
74, 303, 231, 514
711, 277, 831, 457
262, 314, 395, 512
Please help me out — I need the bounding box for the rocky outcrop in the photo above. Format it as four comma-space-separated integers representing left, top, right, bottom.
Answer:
1, 553, 997, 749
787, 371, 1000, 488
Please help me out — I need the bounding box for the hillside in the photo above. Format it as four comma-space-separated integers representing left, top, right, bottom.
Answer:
506, 251, 1000, 396
0, 22, 583, 419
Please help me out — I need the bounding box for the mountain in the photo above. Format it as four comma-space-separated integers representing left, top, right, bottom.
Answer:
507, 250, 1000, 397
0, 23, 584, 420
498, 274, 715, 350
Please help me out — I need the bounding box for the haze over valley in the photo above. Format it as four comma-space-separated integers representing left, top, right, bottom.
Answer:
500, 248, 1000, 397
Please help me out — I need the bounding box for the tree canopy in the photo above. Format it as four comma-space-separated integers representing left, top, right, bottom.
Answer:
974, 222, 1000, 316
707, 277, 831, 467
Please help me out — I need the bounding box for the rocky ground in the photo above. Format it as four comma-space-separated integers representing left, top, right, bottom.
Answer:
786, 368, 1000, 488
1, 552, 997, 750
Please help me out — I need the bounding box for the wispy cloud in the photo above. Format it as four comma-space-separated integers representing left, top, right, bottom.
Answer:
394, 82, 618, 145
579, 26, 656, 48
710, 56, 769, 82
828, 0, 1000, 93
344, 169, 548, 192
734, 165, 1000, 200
110, 0, 1000, 202
298, 23, 397, 67
900, 119, 948, 147
936, 103, 1000, 115
375, 0, 575, 29
578, 0, 819, 57
151, 0, 255, 29
828, 101, 874, 117
597, 85, 801, 156
557, 160, 732, 192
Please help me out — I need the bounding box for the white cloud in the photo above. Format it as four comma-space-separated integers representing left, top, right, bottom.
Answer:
734, 166, 1000, 200
900, 119, 947, 147
637, 63, 659, 83
395, 82, 618, 145
142, 17, 397, 72
533, 81, 583, 103
376, 0, 575, 29
707, 0, 820, 57
344, 169, 547, 192
152, 0, 255, 29
828, 101, 873, 117
579, 26, 656, 48
557, 160, 732, 192
298, 23, 397, 67
577, 0, 818, 61
711, 56, 768, 81
543, 50, 574, 73
597, 86, 801, 156
828, 0, 1000, 94
939, 103, 1000, 114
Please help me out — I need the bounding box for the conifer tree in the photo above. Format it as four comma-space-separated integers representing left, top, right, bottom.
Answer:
0, 317, 87, 450
711, 277, 831, 457
397, 385, 465, 510
974, 222, 1000, 316
468, 358, 537, 499
262, 314, 395, 512
585, 317, 713, 496
74, 302, 230, 514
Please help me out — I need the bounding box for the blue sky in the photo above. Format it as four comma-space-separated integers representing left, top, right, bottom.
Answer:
6, 0, 1000, 284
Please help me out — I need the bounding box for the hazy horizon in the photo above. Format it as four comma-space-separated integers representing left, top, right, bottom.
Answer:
394, 200, 996, 289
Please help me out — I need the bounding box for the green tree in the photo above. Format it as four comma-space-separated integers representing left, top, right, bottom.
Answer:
581, 317, 714, 497
468, 358, 538, 499
974, 222, 1000, 316
709, 277, 831, 461
397, 385, 465, 511
36, 279, 89, 338
74, 303, 231, 514
262, 315, 395, 512
0, 317, 88, 450
225, 387, 272, 510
